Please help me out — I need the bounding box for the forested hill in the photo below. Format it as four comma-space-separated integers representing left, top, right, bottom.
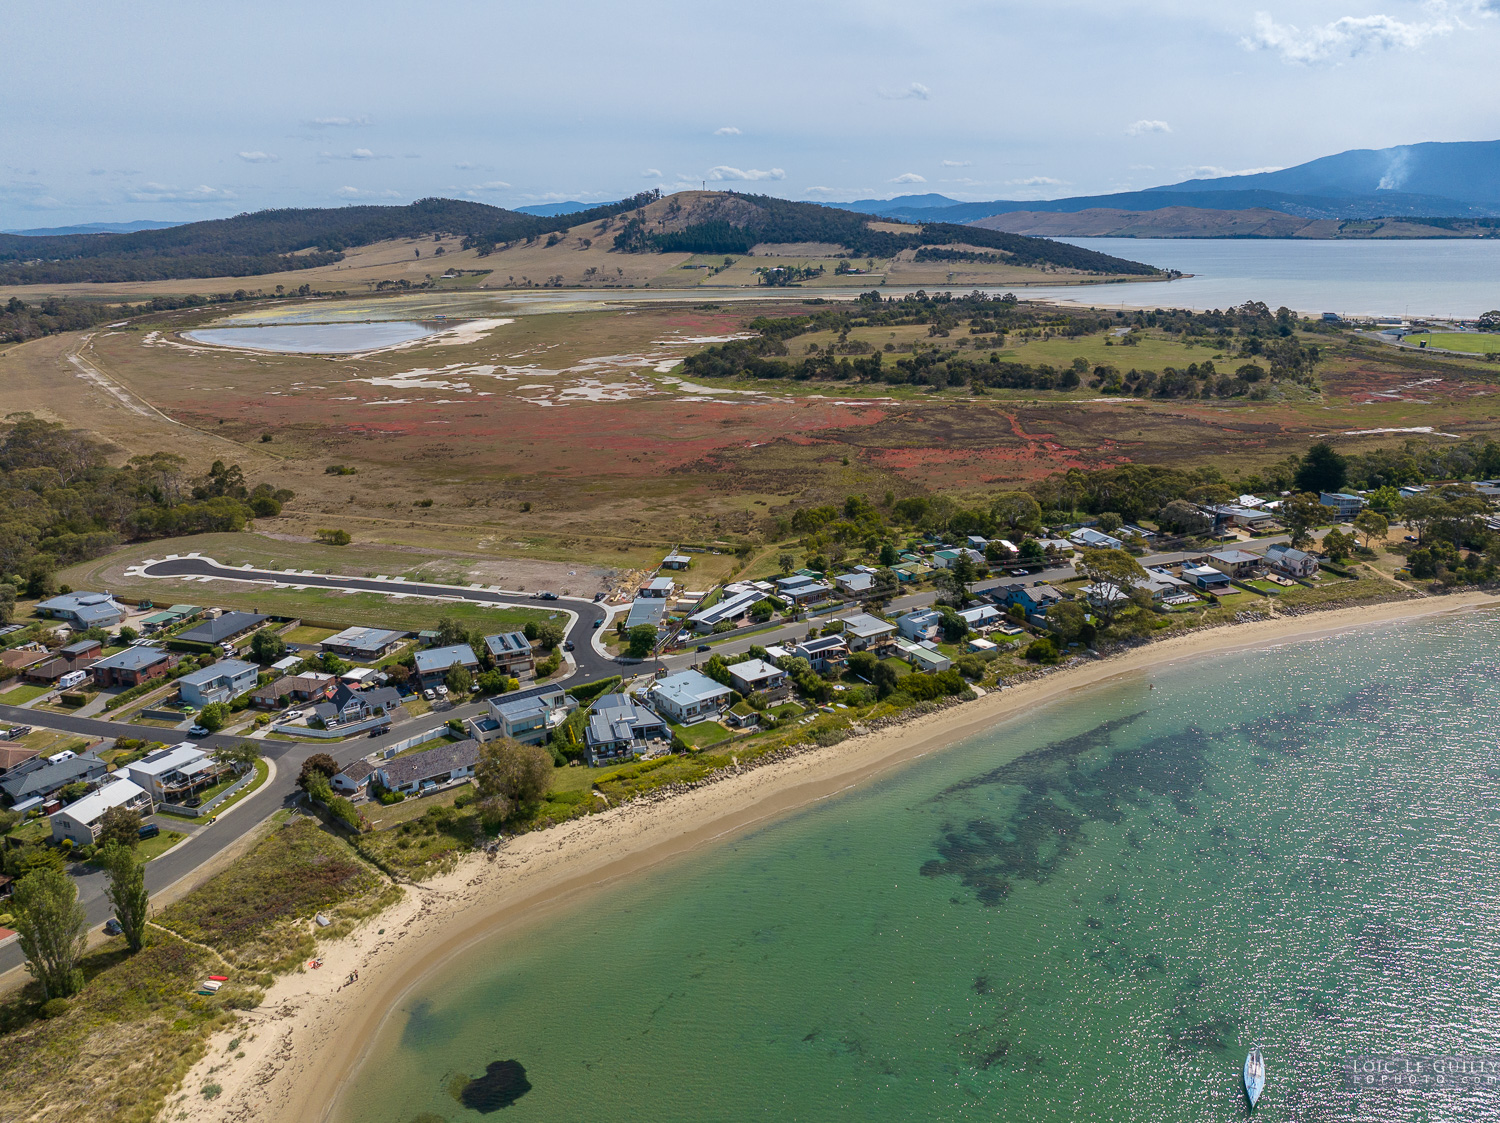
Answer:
0, 194, 659, 285
602, 193, 1162, 275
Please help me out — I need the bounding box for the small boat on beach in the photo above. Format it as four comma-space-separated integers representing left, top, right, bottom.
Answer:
1244, 1046, 1266, 1109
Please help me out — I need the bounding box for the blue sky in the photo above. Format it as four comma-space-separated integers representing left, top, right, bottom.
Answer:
4, 0, 1499, 224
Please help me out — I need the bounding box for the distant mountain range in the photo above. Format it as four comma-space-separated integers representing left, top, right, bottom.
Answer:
826, 139, 1500, 224
2, 219, 186, 236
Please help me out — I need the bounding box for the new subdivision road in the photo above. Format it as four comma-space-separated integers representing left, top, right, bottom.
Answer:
136, 555, 619, 681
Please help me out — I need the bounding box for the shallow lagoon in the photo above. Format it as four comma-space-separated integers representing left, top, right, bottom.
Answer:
336, 611, 1500, 1122
183, 321, 434, 353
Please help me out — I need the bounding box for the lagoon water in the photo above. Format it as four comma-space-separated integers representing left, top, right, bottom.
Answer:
1027, 237, 1500, 319
337, 611, 1500, 1123
182, 321, 434, 353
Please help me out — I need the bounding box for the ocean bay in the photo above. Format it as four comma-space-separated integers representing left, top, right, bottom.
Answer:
337, 610, 1500, 1123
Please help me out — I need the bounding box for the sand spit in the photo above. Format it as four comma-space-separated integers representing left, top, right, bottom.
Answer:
169, 591, 1500, 1123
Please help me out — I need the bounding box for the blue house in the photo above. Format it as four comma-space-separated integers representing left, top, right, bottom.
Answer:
177, 659, 259, 707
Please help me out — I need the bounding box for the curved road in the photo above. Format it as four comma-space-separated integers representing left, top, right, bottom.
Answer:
138, 555, 620, 681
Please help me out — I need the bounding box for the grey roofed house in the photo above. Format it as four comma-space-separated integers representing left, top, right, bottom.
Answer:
649, 669, 732, 723
177, 612, 269, 645
625, 598, 668, 629
35, 591, 126, 628
319, 626, 405, 659
332, 758, 378, 795
91, 646, 171, 673
584, 693, 669, 764
1, 753, 109, 805
376, 738, 480, 792
413, 643, 479, 680
838, 612, 897, 648
483, 631, 534, 668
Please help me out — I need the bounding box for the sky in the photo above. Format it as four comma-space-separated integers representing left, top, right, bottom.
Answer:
4, 0, 1500, 226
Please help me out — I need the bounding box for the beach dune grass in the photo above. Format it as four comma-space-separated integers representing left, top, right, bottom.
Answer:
156, 817, 398, 975
0, 818, 399, 1123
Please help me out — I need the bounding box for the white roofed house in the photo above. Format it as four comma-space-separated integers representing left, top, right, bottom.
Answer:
123, 744, 227, 802
833, 571, 875, 597
1204, 549, 1262, 580
727, 658, 789, 700
649, 670, 732, 724
1069, 527, 1125, 550
838, 612, 897, 652
897, 609, 942, 642
50, 778, 152, 845
957, 604, 1003, 632
687, 587, 763, 634
775, 575, 834, 604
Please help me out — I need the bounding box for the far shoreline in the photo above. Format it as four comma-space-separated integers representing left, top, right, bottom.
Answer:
173, 590, 1500, 1123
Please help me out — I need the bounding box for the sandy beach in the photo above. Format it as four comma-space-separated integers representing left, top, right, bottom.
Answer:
167, 591, 1500, 1123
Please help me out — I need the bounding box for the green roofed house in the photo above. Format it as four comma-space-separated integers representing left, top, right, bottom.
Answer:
139, 604, 201, 633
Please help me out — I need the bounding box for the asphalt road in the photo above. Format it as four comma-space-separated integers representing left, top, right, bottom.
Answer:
139, 555, 619, 681
0, 689, 535, 976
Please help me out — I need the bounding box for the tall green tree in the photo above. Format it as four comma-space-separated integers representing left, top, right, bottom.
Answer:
249, 629, 287, 665
1281, 492, 1327, 548
626, 624, 657, 659
1293, 442, 1348, 494
96, 805, 142, 851
11, 867, 87, 999
100, 843, 149, 953
475, 738, 553, 822
1075, 548, 1148, 628
1353, 510, 1389, 550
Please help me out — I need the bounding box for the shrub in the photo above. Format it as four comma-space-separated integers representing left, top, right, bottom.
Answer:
40, 998, 71, 1019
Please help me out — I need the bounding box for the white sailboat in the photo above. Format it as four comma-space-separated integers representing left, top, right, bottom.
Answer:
1243, 1046, 1266, 1109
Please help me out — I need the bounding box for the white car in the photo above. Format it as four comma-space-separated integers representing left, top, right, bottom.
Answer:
422, 688, 435, 700
187, 725, 209, 737
435, 685, 449, 697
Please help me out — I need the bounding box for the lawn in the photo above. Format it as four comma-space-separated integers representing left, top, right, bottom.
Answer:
768, 701, 805, 720
205, 758, 270, 817
1405, 332, 1500, 354
361, 782, 474, 830
0, 683, 49, 706
5, 729, 91, 756
669, 720, 733, 748
282, 625, 337, 645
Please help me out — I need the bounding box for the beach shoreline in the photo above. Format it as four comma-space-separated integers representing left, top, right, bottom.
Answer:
170, 590, 1500, 1123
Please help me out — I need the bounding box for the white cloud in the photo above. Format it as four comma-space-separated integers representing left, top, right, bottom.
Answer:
878, 82, 931, 100
1014, 176, 1065, 186
463, 180, 511, 191
237, 151, 278, 163
351, 148, 375, 159
707, 165, 786, 181
713, 126, 741, 136
320, 149, 389, 161
309, 115, 371, 128
1126, 119, 1172, 136
127, 182, 236, 202
941, 159, 972, 167
1183, 165, 1285, 179
1245, 11, 1452, 63
891, 172, 926, 184
640, 168, 662, 178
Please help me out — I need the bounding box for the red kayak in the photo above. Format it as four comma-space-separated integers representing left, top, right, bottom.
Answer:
208, 975, 229, 982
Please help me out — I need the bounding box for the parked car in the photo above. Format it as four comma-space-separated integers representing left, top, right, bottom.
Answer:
138, 823, 160, 841
435, 684, 448, 697
187, 725, 209, 737
592, 592, 606, 602
103, 918, 123, 936
592, 618, 603, 629
697, 644, 711, 652
535, 591, 559, 601
422, 688, 435, 700
563, 640, 575, 652
368, 726, 389, 738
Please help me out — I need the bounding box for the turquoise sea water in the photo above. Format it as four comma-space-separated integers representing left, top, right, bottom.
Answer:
337, 612, 1500, 1122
